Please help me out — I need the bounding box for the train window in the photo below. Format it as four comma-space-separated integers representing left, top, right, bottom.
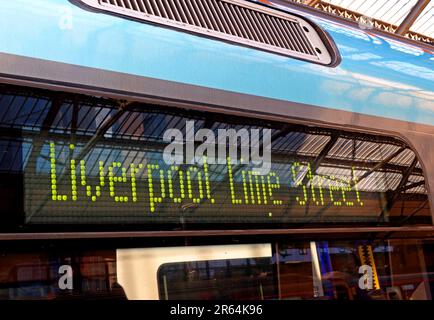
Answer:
276, 240, 434, 300
0, 84, 431, 230
157, 258, 275, 300
0, 250, 119, 300
0, 239, 433, 300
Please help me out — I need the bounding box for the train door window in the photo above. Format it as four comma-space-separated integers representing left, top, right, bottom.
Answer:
275, 240, 434, 300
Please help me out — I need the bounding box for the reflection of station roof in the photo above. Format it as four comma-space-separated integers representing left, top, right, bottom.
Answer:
270, 0, 434, 46
0, 84, 427, 201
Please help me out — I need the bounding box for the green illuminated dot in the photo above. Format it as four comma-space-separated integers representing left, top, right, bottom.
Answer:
247, 171, 256, 204
52, 195, 57, 201
203, 158, 215, 204
252, 173, 262, 205
267, 172, 282, 206
241, 171, 249, 204
72, 196, 77, 201
268, 212, 273, 217
69, 144, 75, 150
226, 157, 242, 205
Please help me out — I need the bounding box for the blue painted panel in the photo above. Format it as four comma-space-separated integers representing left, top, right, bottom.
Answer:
0, 0, 433, 125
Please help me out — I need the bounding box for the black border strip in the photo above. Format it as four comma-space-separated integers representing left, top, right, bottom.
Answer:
1, 226, 434, 240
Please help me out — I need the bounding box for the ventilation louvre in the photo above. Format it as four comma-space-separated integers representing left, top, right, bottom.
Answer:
78, 0, 336, 65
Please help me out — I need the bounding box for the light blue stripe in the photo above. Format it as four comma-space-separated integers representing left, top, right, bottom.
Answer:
0, 0, 433, 125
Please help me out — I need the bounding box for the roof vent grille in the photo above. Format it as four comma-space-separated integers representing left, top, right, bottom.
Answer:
79, 0, 336, 65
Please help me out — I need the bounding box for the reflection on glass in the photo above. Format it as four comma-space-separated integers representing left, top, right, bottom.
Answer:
157, 258, 275, 300
276, 240, 433, 300
0, 239, 433, 300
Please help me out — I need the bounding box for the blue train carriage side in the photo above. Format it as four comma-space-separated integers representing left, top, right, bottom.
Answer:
0, 0, 433, 300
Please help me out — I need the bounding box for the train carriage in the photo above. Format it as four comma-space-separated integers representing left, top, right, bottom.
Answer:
0, 0, 433, 300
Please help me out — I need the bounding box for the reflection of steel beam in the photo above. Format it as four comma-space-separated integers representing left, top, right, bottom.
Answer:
270, 125, 292, 141
396, 0, 431, 35
28, 96, 63, 161
188, 125, 291, 211
41, 97, 63, 131
350, 147, 406, 187
74, 101, 130, 162
305, 0, 321, 6
301, 134, 338, 186
28, 100, 133, 221
396, 157, 419, 192
383, 156, 419, 217
312, 135, 338, 173
120, 103, 408, 148
18, 128, 425, 177
70, 98, 79, 152
397, 199, 429, 226
172, 120, 216, 215
293, 134, 337, 217
397, 180, 425, 193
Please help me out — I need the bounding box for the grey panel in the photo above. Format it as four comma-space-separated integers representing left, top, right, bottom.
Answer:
76, 0, 334, 65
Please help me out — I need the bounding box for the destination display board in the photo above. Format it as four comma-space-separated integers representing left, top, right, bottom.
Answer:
23, 136, 381, 225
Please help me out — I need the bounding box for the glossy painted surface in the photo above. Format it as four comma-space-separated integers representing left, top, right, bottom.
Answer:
0, 0, 433, 125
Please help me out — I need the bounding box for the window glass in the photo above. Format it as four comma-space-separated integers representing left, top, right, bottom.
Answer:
0, 239, 433, 300
157, 258, 275, 300
0, 84, 430, 229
